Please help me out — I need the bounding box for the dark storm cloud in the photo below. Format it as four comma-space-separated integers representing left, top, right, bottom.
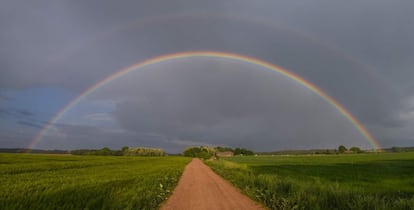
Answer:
1, 0, 414, 149
96, 59, 369, 152
290, 2, 414, 69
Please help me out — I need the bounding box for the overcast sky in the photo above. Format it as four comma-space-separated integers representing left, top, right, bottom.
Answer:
1, 0, 413, 153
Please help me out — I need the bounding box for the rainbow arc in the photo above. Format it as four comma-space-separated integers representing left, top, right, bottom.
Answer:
27, 51, 381, 152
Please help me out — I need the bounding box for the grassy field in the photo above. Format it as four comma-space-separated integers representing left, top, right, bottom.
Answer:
0, 154, 191, 210
206, 152, 414, 210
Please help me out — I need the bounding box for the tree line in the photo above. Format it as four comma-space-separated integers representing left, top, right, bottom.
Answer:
70, 146, 165, 156
182, 146, 255, 159
337, 145, 363, 154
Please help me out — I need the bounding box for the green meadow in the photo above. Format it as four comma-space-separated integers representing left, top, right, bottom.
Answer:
207, 152, 414, 210
0, 154, 191, 210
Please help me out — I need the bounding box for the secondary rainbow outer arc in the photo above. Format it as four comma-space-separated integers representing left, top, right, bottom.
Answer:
27, 51, 382, 152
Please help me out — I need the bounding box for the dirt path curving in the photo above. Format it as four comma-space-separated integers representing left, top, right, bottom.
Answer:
160, 158, 265, 210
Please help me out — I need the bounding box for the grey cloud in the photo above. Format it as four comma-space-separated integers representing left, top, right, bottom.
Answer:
34, 123, 186, 152
281, 1, 414, 95
103, 59, 370, 152
16, 121, 43, 129
0, 108, 35, 119
0, 94, 13, 101
0, 132, 32, 148
1, 0, 413, 150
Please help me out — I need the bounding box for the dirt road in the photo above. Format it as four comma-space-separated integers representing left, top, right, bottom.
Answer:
160, 159, 265, 210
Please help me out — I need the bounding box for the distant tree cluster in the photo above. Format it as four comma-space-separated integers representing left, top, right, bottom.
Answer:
350, 146, 362, 153
123, 147, 165, 156
234, 147, 254, 156
183, 146, 216, 159
70, 147, 122, 156
391, 146, 402, 153
70, 146, 165, 156
182, 146, 255, 159
338, 145, 363, 154
377, 146, 414, 153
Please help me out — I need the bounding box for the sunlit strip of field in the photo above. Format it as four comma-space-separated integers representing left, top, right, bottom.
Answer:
206, 152, 414, 210
0, 154, 191, 210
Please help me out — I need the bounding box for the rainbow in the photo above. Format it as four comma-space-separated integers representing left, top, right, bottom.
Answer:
27, 51, 382, 152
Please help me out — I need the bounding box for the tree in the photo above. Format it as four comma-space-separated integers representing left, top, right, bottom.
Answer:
234, 147, 254, 156
198, 151, 210, 159
121, 146, 129, 155
124, 147, 165, 156
182, 146, 215, 159
391, 146, 401, 153
122, 146, 129, 152
350, 146, 362, 153
183, 147, 202, 157
215, 146, 234, 152
234, 148, 242, 155
338, 145, 347, 154
96, 147, 112, 156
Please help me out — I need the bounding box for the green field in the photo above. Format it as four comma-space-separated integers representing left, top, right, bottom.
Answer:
207, 152, 414, 210
0, 154, 191, 210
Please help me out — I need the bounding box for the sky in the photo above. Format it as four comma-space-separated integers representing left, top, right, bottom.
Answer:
1, 0, 414, 153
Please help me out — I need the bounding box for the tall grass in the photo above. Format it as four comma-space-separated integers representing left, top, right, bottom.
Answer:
0, 154, 191, 210
206, 152, 414, 210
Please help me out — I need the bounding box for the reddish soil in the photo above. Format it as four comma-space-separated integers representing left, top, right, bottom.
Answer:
160, 159, 265, 210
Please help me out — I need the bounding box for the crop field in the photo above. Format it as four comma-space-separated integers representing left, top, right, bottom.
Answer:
207, 152, 414, 210
0, 154, 191, 210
